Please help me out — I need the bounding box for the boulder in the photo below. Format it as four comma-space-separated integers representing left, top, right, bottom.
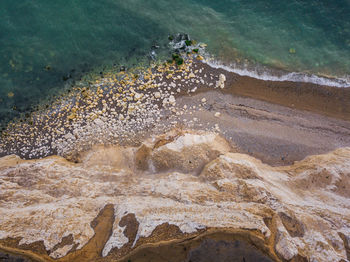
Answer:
136, 131, 232, 174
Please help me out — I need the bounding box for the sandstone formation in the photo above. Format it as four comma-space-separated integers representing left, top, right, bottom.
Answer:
0, 130, 349, 261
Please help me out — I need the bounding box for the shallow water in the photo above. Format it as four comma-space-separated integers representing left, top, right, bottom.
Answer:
0, 0, 349, 125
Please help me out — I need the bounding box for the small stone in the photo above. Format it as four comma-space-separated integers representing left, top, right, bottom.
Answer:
289, 48, 296, 54
201, 98, 206, 103
168, 95, 176, 105
215, 73, 226, 89
134, 93, 142, 100
154, 92, 161, 98
219, 74, 226, 82
214, 112, 221, 117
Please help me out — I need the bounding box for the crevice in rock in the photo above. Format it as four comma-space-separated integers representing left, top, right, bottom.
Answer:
338, 232, 350, 260
278, 212, 305, 238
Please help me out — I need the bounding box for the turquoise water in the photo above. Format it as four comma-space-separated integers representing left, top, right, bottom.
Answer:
1, 0, 349, 125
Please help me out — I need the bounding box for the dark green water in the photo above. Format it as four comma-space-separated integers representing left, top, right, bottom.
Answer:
1, 0, 349, 125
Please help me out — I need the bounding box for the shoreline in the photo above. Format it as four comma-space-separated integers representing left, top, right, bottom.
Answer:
0, 55, 350, 165
201, 59, 350, 121
205, 58, 350, 88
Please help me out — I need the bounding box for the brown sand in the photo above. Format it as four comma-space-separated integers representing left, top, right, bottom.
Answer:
177, 89, 350, 166
170, 60, 350, 165
201, 62, 350, 121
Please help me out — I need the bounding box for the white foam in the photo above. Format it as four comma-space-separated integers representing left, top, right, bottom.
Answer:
204, 58, 350, 88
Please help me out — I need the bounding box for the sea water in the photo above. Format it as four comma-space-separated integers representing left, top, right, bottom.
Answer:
0, 0, 349, 126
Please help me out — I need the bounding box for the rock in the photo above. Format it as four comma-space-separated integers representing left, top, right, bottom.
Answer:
135, 144, 151, 170
93, 118, 104, 126
278, 212, 305, 237
275, 228, 299, 260
168, 95, 176, 105
154, 92, 161, 98
285, 147, 350, 198
1, 131, 350, 262
200, 153, 260, 182
214, 112, 221, 117
289, 48, 296, 54
134, 92, 142, 101
215, 73, 226, 89
197, 55, 204, 60
78, 145, 133, 170
148, 131, 231, 173
219, 73, 226, 82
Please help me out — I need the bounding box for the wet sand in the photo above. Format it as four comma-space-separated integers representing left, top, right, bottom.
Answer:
224, 70, 350, 122
196, 60, 350, 121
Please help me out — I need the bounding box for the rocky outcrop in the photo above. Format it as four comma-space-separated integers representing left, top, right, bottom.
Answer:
136, 129, 232, 174
0, 130, 349, 262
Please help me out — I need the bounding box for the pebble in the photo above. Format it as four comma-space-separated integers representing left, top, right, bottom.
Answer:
1, 53, 229, 160
188, 72, 195, 78
154, 92, 161, 98
168, 95, 176, 105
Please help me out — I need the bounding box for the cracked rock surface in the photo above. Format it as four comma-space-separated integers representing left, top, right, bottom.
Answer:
0, 130, 349, 262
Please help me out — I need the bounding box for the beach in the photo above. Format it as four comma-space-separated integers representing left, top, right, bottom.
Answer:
1, 56, 350, 164
1, 0, 350, 260
0, 54, 350, 261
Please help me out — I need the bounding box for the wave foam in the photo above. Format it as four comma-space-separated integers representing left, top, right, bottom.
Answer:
204, 58, 350, 88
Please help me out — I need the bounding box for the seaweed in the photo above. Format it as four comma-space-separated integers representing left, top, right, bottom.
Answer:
172, 53, 180, 60
175, 57, 184, 65
185, 40, 192, 46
